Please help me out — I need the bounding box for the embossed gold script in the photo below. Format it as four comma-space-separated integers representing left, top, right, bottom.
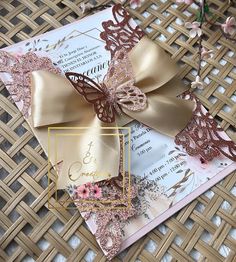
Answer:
68, 141, 111, 182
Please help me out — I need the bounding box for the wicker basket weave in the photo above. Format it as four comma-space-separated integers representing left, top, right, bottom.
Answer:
0, 1, 235, 261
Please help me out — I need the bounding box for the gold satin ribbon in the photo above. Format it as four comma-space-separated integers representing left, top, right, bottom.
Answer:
30, 37, 194, 189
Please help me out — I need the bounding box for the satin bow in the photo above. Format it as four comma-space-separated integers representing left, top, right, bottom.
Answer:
64, 48, 147, 124
31, 37, 194, 188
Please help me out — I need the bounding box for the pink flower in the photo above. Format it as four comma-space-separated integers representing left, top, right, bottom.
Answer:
221, 17, 236, 35
76, 185, 90, 199
191, 76, 204, 89
80, 2, 94, 14
201, 47, 214, 59
129, 0, 144, 9
91, 185, 102, 198
176, 0, 193, 4
185, 21, 202, 38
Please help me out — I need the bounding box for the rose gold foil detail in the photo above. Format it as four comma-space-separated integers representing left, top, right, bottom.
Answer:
175, 92, 236, 161
0, 51, 61, 117
100, 4, 145, 57
73, 173, 138, 260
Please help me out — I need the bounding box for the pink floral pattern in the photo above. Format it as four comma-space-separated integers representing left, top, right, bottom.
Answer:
76, 184, 90, 198
0, 51, 61, 117
92, 184, 102, 198
74, 183, 103, 199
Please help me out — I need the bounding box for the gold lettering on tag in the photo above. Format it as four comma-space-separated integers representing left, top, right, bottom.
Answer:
68, 141, 110, 183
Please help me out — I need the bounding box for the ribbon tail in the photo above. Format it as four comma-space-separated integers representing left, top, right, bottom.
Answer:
123, 94, 195, 137
55, 117, 121, 189
151, 76, 189, 97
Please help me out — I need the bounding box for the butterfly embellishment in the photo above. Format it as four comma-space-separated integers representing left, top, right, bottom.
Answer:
65, 49, 147, 123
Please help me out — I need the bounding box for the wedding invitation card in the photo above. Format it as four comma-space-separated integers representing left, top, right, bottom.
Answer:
0, 4, 235, 260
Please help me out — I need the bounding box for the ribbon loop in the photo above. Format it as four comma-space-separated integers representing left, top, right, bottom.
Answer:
129, 37, 179, 93
31, 70, 93, 127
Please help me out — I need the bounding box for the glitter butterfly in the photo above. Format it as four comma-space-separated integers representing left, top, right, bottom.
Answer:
65, 49, 147, 123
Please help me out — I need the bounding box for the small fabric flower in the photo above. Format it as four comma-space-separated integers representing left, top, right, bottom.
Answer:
201, 47, 214, 59
80, 2, 95, 14
76, 185, 90, 198
176, 0, 193, 4
191, 76, 204, 89
185, 21, 202, 38
66, 184, 76, 197
129, 0, 144, 9
221, 17, 236, 35
91, 184, 102, 198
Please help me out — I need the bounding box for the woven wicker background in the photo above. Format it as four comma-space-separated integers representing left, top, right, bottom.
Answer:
0, 0, 236, 261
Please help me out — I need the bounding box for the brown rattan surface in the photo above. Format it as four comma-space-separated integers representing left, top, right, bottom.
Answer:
0, 1, 235, 261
